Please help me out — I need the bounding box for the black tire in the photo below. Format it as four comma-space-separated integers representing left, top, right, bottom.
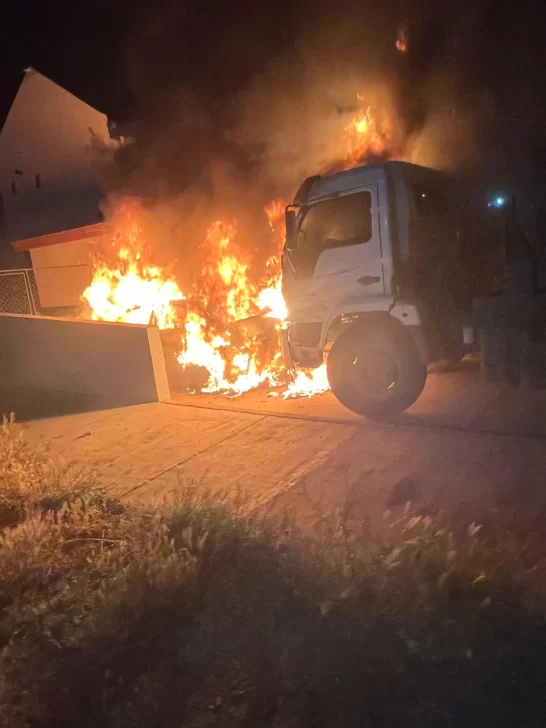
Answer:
326, 320, 427, 417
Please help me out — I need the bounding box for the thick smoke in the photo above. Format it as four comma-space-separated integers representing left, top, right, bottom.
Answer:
97, 0, 494, 277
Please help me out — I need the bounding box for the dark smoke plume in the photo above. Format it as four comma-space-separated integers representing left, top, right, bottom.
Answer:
96, 0, 517, 274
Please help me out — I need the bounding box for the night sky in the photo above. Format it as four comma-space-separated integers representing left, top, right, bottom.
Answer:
3, 0, 546, 186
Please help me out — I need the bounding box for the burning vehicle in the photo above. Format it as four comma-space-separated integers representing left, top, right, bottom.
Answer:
281, 162, 471, 415
82, 158, 546, 418
281, 162, 546, 415
53, 106, 546, 413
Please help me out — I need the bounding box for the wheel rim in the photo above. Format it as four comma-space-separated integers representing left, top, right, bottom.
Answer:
350, 348, 400, 401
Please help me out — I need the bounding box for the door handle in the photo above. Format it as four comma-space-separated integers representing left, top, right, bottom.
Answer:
357, 275, 381, 286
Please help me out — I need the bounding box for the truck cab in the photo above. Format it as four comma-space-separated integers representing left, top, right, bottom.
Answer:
281, 161, 473, 416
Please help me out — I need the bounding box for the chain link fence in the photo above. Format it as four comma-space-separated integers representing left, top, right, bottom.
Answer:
0, 269, 41, 315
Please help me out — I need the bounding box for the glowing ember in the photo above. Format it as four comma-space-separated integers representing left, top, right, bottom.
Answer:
395, 25, 408, 53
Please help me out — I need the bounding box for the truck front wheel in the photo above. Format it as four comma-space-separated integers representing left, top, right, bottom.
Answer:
326, 321, 427, 417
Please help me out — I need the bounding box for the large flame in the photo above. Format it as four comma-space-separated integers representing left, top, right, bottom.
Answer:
176, 219, 283, 395
260, 199, 288, 321
83, 202, 184, 328
83, 100, 390, 400
344, 96, 389, 167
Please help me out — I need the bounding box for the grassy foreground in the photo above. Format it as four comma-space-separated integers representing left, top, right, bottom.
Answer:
1, 417, 546, 727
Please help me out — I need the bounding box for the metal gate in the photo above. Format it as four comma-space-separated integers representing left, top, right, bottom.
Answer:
0, 269, 41, 315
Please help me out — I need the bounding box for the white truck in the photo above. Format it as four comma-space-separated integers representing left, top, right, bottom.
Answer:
281, 161, 546, 416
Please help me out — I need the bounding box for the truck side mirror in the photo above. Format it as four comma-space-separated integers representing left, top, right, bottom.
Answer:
285, 208, 297, 248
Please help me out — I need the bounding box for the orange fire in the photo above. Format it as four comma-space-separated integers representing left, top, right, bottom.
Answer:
285, 366, 330, 398
176, 219, 283, 395
83, 103, 391, 400
396, 25, 408, 53
83, 202, 184, 328
83, 201, 330, 398
259, 199, 288, 321
262, 199, 329, 395
344, 97, 388, 166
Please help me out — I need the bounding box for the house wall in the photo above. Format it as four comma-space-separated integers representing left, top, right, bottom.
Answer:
29, 238, 97, 308
0, 313, 170, 410
0, 69, 112, 246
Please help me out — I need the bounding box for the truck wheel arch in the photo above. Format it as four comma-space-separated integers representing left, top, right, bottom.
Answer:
323, 311, 392, 347
318, 301, 423, 351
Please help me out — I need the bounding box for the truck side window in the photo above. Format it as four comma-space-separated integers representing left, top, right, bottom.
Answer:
299, 191, 372, 251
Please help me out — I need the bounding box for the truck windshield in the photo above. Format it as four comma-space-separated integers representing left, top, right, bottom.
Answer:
284, 191, 372, 278
298, 192, 372, 250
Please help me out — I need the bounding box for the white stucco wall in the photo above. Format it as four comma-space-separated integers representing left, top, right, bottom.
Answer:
29, 237, 98, 308
0, 69, 112, 244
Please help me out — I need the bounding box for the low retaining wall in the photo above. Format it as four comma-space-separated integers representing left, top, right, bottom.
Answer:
0, 314, 170, 416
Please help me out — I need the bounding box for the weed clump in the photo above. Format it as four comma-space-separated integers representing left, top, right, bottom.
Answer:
0, 418, 545, 727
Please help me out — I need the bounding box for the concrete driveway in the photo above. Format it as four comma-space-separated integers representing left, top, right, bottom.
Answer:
19, 366, 546, 537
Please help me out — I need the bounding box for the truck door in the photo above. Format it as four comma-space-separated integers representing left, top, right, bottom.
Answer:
288, 186, 384, 319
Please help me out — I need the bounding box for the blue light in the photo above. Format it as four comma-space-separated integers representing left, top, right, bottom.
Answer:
488, 195, 507, 209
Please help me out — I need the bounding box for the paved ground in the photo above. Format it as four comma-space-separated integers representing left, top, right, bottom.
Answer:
19, 366, 546, 537
172, 361, 546, 438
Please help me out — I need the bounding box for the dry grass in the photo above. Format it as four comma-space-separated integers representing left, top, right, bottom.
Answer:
1, 418, 546, 727
0, 415, 96, 528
